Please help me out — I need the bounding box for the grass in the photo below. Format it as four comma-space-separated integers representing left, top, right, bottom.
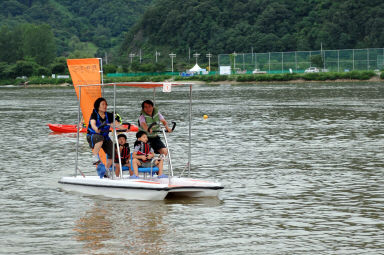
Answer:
1, 70, 380, 86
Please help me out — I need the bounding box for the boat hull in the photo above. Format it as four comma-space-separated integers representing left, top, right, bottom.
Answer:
163, 177, 223, 197
59, 176, 169, 200
48, 124, 139, 133
59, 176, 223, 200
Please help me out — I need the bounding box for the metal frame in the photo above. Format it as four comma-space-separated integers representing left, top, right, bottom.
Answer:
74, 82, 194, 180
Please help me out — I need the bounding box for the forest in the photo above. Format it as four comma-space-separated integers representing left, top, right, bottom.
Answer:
0, 0, 152, 79
0, 0, 384, 80
124, 0, 384, 55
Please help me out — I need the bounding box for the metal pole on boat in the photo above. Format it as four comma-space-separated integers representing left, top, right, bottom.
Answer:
114, 128, 123, 178
113, 83, 123, 178
162, 128, 173, 177
99, 58, 104, 96
75, 86, 82, 177
188, 84, 192, 177
109, 83, 117, 179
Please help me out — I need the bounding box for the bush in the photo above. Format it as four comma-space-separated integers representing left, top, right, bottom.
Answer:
51, 62, 67, 74
0, 62, 10, 79
1, 64, 17, 79
36, 66, 50, 76
103, 64, 117, 74
0, 79, 15, 85
14, 60, 36, 77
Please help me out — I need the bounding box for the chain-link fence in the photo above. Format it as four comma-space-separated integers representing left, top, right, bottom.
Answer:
218, 48, 384, 74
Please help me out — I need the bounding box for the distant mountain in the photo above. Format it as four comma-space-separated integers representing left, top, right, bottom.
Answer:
122, 0, 384, 55
0, 0, 153, 58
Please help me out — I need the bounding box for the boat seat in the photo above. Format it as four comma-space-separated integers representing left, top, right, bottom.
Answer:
122, 153, 159, 177
121, 166, 159, 173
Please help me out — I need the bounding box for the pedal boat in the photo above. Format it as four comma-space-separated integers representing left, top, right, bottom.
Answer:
59, 81, 223, 200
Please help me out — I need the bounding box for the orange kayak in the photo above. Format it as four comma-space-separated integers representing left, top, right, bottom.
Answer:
47, 123, 139, 133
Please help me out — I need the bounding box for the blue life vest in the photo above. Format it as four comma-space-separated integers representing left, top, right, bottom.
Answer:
87, 110, 111, 139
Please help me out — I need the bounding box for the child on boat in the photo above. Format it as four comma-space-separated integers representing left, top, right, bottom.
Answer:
114, 133, 131, 177
131, 131, 166, 179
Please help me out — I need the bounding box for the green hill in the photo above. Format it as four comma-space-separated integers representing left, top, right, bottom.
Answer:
1, 0, 384, 76
122, 0, 384, 55
0, 0, 153, 58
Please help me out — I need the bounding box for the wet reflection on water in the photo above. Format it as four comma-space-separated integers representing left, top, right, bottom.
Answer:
0, 82, 383, 254
73, 201, 169, 255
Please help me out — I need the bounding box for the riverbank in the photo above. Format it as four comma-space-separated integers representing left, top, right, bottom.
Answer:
2, 70, 383, 87
208, 75, 383, 85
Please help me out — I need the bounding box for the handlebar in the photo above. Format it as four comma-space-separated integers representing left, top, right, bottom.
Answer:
109, 122, 131, 133
148, 121, 176, 133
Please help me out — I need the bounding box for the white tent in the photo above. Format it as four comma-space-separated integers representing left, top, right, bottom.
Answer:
189, 64, 203, 72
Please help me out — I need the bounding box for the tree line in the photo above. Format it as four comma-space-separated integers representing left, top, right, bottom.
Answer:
0, 0, 151, 61
0, 23, 68, 80
123, 0, 384, 57
1, 0, 384, 81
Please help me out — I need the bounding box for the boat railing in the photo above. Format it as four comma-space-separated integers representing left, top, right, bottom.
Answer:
74, 82, 193, 179
161, 126, 174, 178
112, 126, 123, 179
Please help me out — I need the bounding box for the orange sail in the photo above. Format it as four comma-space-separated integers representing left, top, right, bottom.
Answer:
67, 58, 102, 128
67, 58, 107, 165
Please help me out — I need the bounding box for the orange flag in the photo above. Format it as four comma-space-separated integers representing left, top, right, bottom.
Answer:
67, 58, 102, 127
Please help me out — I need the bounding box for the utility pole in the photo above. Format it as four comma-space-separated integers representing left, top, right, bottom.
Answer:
155, 50, 161, 63
129, 53, 135, 63
169, 53, 176, 72
206, 53, 212, 71
193, 53, 200, 64
233, 52, 237, 71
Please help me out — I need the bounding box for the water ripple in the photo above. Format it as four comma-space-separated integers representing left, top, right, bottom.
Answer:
0, 83, 384, 254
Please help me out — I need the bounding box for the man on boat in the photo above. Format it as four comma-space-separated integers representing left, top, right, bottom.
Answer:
138, 100, 172, 155
87, 97, 123, 167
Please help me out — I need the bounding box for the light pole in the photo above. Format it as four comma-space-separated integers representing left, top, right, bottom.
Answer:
233, 52, 237, 71
169, 53, 176, 72
129, 53, 135, 63
193, 53, 200, 64
206, 53, 212, 71
155, 51, 161, 63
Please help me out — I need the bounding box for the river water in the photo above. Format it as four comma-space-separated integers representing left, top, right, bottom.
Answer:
0, 82, 383, 255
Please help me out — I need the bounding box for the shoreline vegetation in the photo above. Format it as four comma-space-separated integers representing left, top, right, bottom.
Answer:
1, 70, 383, 87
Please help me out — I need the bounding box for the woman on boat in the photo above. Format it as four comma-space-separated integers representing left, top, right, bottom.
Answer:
138, 100, 172, 155
87, 97, 122, 167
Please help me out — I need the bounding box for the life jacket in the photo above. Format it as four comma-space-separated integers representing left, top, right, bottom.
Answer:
87, 109, 111, 139
139, 107, 160, 138
115, 143, 130, 161
134, 140, 151, 162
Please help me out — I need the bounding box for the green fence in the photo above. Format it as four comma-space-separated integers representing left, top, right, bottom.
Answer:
107, 72, 178, 77
218, 48, 384, 74
377, 55, 384, 70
